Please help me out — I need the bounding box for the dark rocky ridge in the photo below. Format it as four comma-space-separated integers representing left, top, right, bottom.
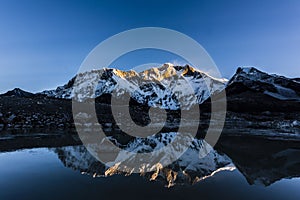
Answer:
0, 88, 35, 98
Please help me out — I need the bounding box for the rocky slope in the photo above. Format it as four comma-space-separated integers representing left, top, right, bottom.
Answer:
0, 96, 74, 132
228, 67, 300, 101
218, 67, 300, 113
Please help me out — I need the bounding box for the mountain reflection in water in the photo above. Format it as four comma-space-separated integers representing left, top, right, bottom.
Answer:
1, 134, 300, 200
51, 136, 300, 187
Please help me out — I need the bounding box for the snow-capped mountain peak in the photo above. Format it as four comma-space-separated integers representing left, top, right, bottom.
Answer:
39, 64, 228, 110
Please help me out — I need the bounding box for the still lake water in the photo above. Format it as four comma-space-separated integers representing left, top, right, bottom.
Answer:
0, 146, 300, 200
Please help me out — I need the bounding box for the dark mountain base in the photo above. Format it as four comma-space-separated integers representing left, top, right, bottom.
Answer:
0, 95, 299, 142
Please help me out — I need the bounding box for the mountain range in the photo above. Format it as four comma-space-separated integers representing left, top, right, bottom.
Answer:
1, 64, 299, 136
1, 64, 300, 110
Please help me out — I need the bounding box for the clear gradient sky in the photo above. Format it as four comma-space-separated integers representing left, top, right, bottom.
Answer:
0, 0, 300, 93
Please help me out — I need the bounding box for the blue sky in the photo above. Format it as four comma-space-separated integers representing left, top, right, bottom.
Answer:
0, 0, 300, 93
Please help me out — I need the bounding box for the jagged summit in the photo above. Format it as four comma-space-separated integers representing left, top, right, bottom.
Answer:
39, 64, 228, 109
100, 63, 226, 82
